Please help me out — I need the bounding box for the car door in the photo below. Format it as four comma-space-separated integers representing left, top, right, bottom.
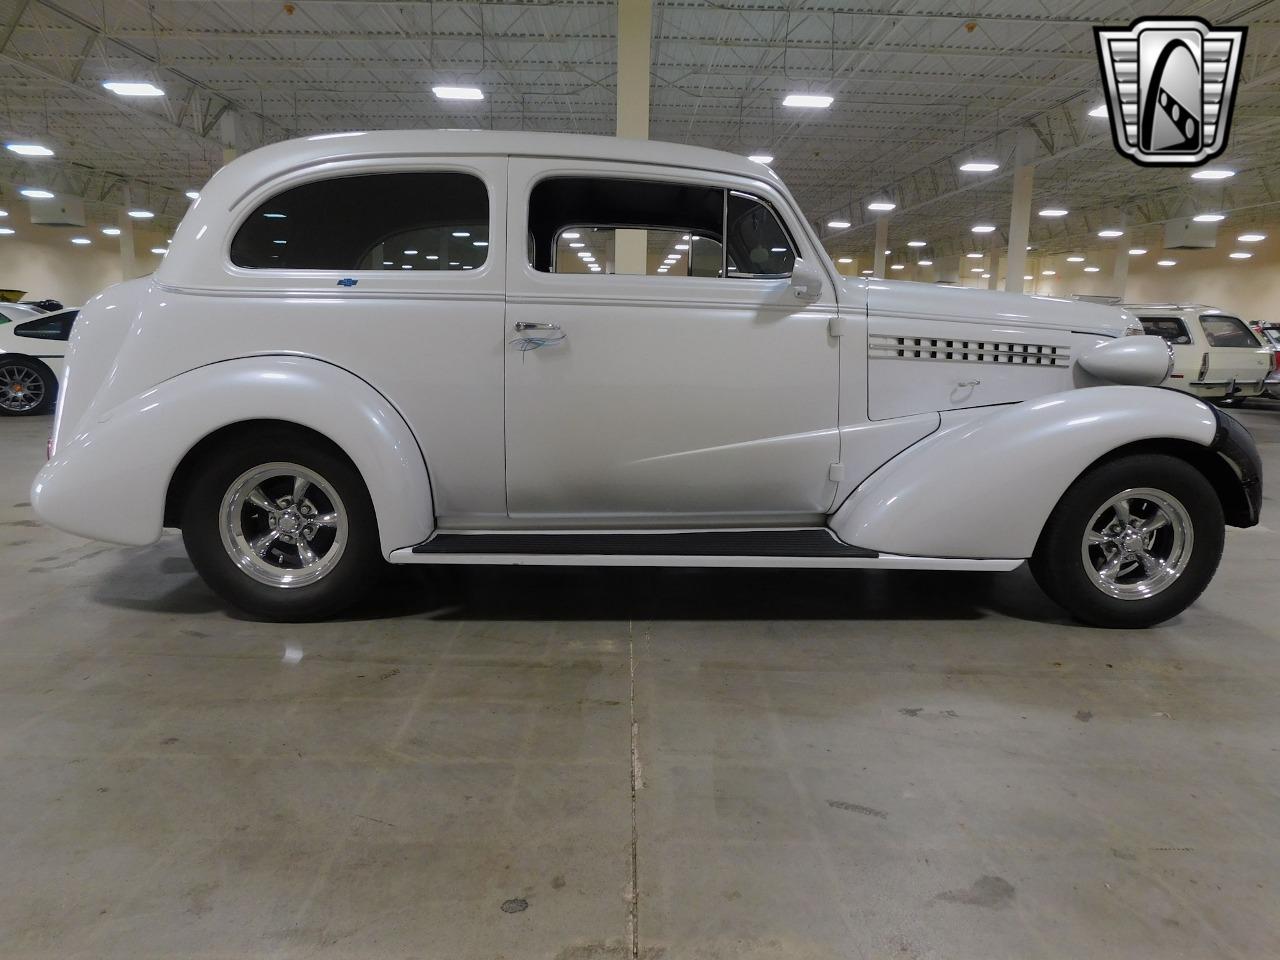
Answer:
1199, 313, 1271, 389
503, 159, 840, 522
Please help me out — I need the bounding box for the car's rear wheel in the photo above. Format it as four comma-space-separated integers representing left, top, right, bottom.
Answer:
180, 429, 382, 620
1030, 454, 1224, 628
0, 359, 56, 416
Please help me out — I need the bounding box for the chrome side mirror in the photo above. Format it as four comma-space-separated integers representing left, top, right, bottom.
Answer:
790, 259, 824, 302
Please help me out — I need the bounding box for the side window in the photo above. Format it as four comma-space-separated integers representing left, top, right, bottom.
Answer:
725, 191, 795, 277
230, 172, 488, 271
1200, 315, 1259, 348
527, 176, 796, 279
14, 311, 77, 341
1139, 316, 1192, 344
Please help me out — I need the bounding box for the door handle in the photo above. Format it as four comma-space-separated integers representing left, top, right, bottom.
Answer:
514, 321, 561, 332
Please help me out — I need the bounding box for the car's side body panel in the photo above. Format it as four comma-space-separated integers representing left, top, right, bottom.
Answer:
830, 386, 1219, 559
33, 356, 434, 554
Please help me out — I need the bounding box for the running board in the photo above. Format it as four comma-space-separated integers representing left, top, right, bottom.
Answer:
388, 529, 1023, 571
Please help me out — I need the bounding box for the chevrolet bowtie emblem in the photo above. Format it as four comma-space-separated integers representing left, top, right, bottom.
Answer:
1094, 17, 1246, 166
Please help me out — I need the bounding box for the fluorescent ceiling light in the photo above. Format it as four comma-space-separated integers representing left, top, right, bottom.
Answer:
1128, 248, 1146, 255
404, 249, 418, 254
562, 232, 580, 239
263, 212, 286, 219
1042, 270, 1056, 276
827, 220, 851, 229
1157, 259, 1176, 266
425, 255, 439, 260
884, 249, 891, 255
1039, 208, 1068, 217
473, 240, 488, 247
6, 143, 53, 157
1083, 266, 1100, 272
1238, 233, 1266, 242
918, 259, 933, 266
1066, 255, 1085, 262
959, 162, 999, 172
867, 201, 895, 212
1097, 229, 1124, 237
1088, 104, 1108, 118
890, 264, 905, 270
981, 273, 991, 278
0, 227, 14, 235
674, 243, 690, 250
861, 269, 873, 274
907, 240, 926, 247
1023, 275, 1033, 281
970, 267, 984, 273
452, 231, 470, 237
1229, 251, 1252, 259
185, 190, 199, 200
971, 224, 996, 233
70, 237, 90, 245
20, 188, 53, 199
837, 257, 853, 263
770, 247, 788, 253
433, 86, 483, 101
569, 242, 585, 249
401, 265, 413, 270
128, 209, 154, 219
748, 154, 774, 164
782, 93, 833, 108
1192, 213, 1225, 222
966, 252, 983, 259
1191, 168, 1235, 180
101, 226, 121, 236
103, 81, 164, 97
383, 260, 393, 266
0, 209, 6, 216
273, 239, 287, 245
150, 247, 167, 254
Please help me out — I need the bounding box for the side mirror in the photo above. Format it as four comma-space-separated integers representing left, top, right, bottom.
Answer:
790, 259, 824, 302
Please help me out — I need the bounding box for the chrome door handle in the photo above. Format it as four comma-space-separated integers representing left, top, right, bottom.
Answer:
514, 321, 561, 332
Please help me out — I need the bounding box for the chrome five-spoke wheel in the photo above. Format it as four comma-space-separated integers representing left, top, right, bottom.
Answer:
1081, 488, 1193, 600
219, 462, 347, 588
0, 363, 47, 414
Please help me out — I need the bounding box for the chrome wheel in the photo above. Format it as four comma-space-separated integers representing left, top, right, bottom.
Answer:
1081, 487, 1193, 601
219, 462, 347, 588
0, 364, 45, 413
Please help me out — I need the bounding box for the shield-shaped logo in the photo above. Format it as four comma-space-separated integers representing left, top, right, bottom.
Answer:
1094, 17, 1246, 166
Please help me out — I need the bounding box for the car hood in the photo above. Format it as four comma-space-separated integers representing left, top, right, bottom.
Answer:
842, 277, 1133, 337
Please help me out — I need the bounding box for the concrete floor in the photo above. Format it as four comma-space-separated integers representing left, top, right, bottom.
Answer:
1, 406, 1278, 960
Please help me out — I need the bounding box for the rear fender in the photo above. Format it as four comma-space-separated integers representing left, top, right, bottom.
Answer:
32, 356, 434, 556
830, 386, 1218, 559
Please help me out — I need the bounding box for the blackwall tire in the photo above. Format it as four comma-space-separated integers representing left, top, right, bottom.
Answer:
180, 429, 382, 621
0, 359, 57, 416
1030, 454, 1224, 628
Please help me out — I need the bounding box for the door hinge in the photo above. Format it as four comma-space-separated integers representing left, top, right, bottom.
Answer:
828, 462, 845, 482
828, 314, 846, 337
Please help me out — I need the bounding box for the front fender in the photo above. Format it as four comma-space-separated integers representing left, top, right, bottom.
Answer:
32, 356, 434, 556
830, 386, 1218, 559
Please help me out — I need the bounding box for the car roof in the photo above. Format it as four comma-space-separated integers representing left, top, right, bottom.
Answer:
1122, 303, 1237, 315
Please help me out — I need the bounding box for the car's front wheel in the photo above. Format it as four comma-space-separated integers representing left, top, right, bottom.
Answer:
0, 358, 57, 416
180, 429, 382, 620
1030, 454, 1224, 628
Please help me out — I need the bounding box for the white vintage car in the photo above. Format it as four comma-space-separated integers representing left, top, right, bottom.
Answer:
31, 131, 1262, 627
1125, 303, 1273, 402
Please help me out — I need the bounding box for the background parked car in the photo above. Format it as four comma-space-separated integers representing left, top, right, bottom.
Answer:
1124, 303, 1272, 403
0, 307, 77, 416
1249, 321, 1280, 400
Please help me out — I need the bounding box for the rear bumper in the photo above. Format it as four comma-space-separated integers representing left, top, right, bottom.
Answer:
1209, 405, 1263, 527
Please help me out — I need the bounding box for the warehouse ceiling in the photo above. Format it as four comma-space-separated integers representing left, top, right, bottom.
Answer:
1, 0, 1278, 264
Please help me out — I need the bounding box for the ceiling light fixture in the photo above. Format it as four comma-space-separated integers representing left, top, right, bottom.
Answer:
907, 240, 926, 247
1128, 248, 1147, 255
1229, 251, 1252, 259
103, 81, 164, 97
185, 190, 199, 200
1088, 104, 1108, 118
150, 247, 167, 254
827, 220, 851, 229
867, 201, 895, 212
1097, 229, 1124, 238
1067, 255, 1085, 262
970, 267, 984, 273
70, 237, 90, 245
1039, 208, 1069, 218
966, 252, 983, 259
1191, 168, 1235, 180
20, 188, 53, 199
782, 93, 833, 108
890, 264, 905, 270
1023, 275, 1033, 281
918, 259, 933, 266
433, 86, 483, 101
0, 227, 14, 235
1083, 266, 1100, 273
128, 209, 154, 219
101, 226, 121, 236
837, 257, 853, 264
1192, 213, 1225, 222
959, 161, 999, 172
1238, 233, 1266, 242
1042, 269, 1056, 276
6, 143, 53, 157
861, 269, 873, 275
1157, 259, 1177, 266
971, 224, 996, 233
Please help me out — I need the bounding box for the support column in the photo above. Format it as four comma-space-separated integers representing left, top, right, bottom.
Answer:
219, 111, 242, 167
1004, 129, 1036, 294
614, 0, 652, 275
873, 217, 888, 277
987, 255, 1001, 290
1110, 243, 1130, 299
117, 186, 138, 281
935, 255, 960, 284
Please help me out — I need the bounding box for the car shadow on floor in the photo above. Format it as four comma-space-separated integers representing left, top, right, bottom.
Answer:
91, 544, 1070, 624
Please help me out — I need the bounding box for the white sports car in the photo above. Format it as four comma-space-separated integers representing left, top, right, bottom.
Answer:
30, 131, 1262, 627
0, 306, 77, 416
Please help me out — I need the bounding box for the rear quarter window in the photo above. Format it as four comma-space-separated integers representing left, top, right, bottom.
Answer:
1200, 315, 1259, 348
1139, 316, 1192, 344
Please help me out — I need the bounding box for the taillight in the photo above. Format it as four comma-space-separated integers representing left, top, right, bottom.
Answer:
1272, 350, 1280, 373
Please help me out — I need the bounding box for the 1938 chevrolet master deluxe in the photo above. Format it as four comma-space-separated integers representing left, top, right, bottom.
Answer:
32, 131, 1261, 626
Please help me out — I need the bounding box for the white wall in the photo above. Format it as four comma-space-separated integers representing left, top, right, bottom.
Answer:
0, 201, 166, 306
